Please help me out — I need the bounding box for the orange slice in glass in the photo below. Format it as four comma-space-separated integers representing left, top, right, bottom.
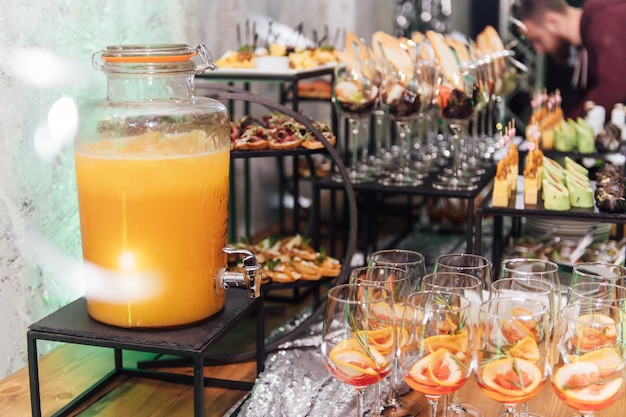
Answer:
554, 361, 623, 404
427, 348, 465, 387
371, 301, 394, 322
508, 336, 540, 364
482, 357, 542, 397
573, 314, 617, 350
355, 326, 395, 356
422, 332, 469, 355
511, 307, 538, 330
408, 353, 439, 387
500, 318, 536, 343
329, 340, 386, 377
576, 347, 623, 376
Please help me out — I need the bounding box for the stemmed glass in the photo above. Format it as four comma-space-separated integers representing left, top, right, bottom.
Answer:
567, 281, 626, 310
350, 265, 413, 414
369, 248, 427, 291
321, 283, 396, 417
570, 262, 626, 288
488, 278, 556, 417
499, 258, 562, 311
411, 59, 441, 177
399, 291, 474, 417
433, 63, 480, 191
379, 61, 424, 186
421, 270, 485, 417
475, 297, 551, 417
551, 302, 626, 417
434, 253, 493, 291
332, 59, 380, 183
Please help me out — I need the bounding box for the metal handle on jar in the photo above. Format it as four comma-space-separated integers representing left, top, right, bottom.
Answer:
194, 43, 218, 74
218, 247, 262, 299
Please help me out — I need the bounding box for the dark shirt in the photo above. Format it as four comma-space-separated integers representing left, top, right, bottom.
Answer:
566, 0, 626, 119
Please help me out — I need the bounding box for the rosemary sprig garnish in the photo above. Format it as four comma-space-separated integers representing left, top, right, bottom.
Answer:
345, 306, 381, 366
434, 294, 467, 335
511, 358, 527, 391
561, 379, 609, 391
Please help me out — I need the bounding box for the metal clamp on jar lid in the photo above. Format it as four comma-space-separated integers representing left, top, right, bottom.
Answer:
92, 43, 218, 75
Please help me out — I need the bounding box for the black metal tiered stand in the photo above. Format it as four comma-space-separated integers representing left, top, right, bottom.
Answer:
27, 290, 263, 417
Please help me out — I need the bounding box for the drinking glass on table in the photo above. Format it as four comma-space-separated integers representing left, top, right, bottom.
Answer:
551, 302, 626, 417
570, 262, 626, 288
321, 283, 396, 417
434, 253, 493, 291
567, 281, 626, 310
499, 258, 562, 312
421, 270, 485, 417
332, 59, 380, 183
369, 248, 426, 291
475, 297, 550, 417
350, 265, 412, 415
399, 291, 474, 417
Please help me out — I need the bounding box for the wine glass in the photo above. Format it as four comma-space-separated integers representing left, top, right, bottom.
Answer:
570, 262, 626, 288
399, 291, 474, 417
332, 59, 380, 183
488, 278, 556, 417
433, 62, 480, 191
475, 297, 551, 417
567, 281, 626, 311
499, 258, 562, 312
434, 253, 493, 291
379, 60, 424, 186
420, 271, 484, 322
411, 59, 441, 177
321, 283, 396, 417
369, 248, 427, 291
350, 265, 413, 414
551, 302, 626, 417
420, 270, 485, 417
490, 277, 557, 330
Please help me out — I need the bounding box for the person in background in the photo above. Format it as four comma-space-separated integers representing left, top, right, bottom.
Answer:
512, 0, 626, 119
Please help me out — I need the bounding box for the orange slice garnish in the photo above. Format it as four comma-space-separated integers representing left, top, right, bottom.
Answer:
508, 337, 540, 364
573, 314, 617, 351
482, 358, 542, 397
500, 318, 536, 343
576, 347, 624, 376
511, 308, 538, 330
422, 333, 469, 355
427, 348, 465, 387
554, 361, 623, 404
354, 326, 395, 356
328, 339, 386, 377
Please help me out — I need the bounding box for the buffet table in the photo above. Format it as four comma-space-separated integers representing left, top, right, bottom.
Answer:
4, 316, 625, 416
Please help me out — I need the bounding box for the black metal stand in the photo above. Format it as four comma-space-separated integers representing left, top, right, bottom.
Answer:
27, 291, 264, 417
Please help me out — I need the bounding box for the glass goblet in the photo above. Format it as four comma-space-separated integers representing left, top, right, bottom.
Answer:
433, 63, 480, 191
567, 281, 626, 311
499, 258, 562, 313
400, 291, 474, 417
321, 283, 396, 417
350, 265, 413, 414
369, 248, 427, 291
379, 61, 424, 186
475, 297, 550, 417
570, 262, 626, 288
332, 59, 380, 183
421, 270, 485, 417
551, 302, 626, 417
434, 253, 493, 291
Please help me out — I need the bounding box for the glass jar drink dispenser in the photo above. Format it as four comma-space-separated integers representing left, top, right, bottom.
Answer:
76, 44, 261, 328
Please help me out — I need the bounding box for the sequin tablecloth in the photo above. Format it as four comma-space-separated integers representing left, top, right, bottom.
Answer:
231, 319, 386, 417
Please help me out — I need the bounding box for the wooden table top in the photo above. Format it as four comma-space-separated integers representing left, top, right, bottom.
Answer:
2, 342, 624, 416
